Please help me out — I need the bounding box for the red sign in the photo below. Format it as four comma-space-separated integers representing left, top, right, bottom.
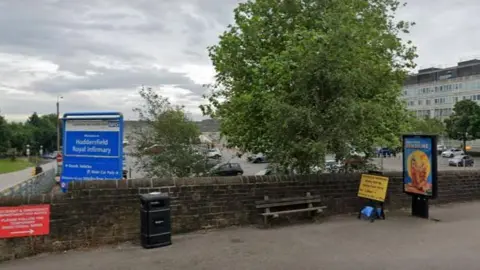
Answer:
0, 205, 50, 238
56, 152, 63, 163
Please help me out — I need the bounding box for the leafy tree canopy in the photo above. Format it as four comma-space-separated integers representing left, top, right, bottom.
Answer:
0, 113, 12, 154
202, 0, 417, 173
0, 111, 58, 156
409, 114, 445, 135
130, 87, 207, 178
445, 100, 480, 151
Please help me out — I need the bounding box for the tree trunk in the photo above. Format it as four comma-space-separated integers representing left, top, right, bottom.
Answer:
463, 137, 467, 153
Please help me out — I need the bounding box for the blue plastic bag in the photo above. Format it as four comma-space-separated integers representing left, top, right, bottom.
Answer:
361, 206, 374, 218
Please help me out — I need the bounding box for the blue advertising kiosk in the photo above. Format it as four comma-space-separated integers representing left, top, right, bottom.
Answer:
60, 112, 124, 192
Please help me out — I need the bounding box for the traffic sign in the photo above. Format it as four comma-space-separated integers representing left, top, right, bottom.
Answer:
56, 152, 63, 164
0, 205, 50, 238
60, 112, 124, 192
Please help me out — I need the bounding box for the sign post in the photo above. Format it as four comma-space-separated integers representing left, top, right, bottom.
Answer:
402, 134, 438, 219
60, 112, 124, 192
357, 172, 389, 222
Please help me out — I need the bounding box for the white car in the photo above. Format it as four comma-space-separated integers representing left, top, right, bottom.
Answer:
207, 148, 222, 159
441, 148, 464, 158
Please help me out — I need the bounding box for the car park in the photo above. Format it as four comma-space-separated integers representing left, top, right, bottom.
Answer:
448, 155, 474, 167
441, 148, 464, 158
205, 157, 222, 169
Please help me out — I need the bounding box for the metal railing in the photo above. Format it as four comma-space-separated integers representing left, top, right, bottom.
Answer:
0, 168, 56, 197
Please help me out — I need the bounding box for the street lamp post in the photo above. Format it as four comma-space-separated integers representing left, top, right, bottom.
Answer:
56, 95, 63, 153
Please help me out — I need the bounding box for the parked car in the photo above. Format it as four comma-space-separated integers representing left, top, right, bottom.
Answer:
377, 148, 394, 157
350, 150, 366, 158
437, 144, 447, 155
247, 153, 268, 163
42, 151, 58, 159
255, 168, 273, 176
441, 148, 464, 158
448, 155, 474, 167
206, 148, 222, 159
209, 162, 243, 176
324, 160, 342, 173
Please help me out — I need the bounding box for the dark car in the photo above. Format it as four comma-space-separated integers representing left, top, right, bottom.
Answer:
448, 155, 474, 167
209, 162, 244, 176
247, 153, 268, 163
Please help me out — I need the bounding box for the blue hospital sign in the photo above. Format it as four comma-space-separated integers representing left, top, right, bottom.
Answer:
61, 117, 123, 191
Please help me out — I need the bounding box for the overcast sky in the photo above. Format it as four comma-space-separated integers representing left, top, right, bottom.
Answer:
0, 0, 479, 121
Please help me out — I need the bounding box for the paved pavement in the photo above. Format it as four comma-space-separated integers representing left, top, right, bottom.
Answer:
0, 161, 56, 192
3, 202, 480, 269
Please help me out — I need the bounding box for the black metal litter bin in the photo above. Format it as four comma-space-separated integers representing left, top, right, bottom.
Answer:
140, 192, 172, 249
34, 166, 43, 175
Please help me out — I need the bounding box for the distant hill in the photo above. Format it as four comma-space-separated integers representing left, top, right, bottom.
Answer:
124, 119, 220, 133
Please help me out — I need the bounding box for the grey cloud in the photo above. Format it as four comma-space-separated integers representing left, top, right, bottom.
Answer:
32, 67, 206, 95
8, 0, 480, 121
0, 0, 243, 69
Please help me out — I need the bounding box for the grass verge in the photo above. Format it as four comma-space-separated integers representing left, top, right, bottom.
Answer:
0, 159, 34, 174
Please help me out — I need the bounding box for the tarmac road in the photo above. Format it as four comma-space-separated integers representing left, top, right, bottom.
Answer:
0, 161, 56, 192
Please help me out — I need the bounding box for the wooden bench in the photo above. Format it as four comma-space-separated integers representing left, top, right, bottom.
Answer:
255, 192, 327, 227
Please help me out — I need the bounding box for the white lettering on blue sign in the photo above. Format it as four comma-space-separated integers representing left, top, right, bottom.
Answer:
61, 116, 123, 186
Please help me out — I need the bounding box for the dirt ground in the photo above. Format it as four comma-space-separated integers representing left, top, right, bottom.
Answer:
3, 202, 480, 270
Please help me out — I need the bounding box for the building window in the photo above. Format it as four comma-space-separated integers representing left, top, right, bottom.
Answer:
454, 97, 459, 103
426, 100, 431, 105
418, 100, 423, 105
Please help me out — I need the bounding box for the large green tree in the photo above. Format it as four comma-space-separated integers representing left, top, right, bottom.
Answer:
202, 0, 417, 173
7, 122, 32, 153
25, 112, 57, 153
409, 115, 445, 135
445, 100, 480, 152
0, 113, 11, 155
130, 87, 207, 178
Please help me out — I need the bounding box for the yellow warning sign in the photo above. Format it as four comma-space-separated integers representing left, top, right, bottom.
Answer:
358, 174, 389, 202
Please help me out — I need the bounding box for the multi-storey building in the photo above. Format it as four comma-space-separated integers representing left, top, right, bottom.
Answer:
403, 59, 480, 121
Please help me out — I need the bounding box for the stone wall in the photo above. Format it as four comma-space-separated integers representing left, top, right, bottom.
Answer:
1, 171, 480, 261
